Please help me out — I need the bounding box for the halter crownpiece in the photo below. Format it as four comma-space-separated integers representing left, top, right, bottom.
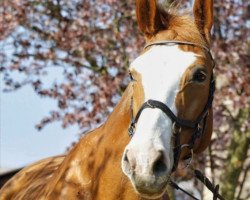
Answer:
144, 40, 210, 52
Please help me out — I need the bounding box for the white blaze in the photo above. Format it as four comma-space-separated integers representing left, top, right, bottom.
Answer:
128, 45, 197, 172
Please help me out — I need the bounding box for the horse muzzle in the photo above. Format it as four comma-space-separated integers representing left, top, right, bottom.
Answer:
131, 172, 169, 199
122, 149, 171, 198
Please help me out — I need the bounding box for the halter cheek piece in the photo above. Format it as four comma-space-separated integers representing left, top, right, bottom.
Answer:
127, 41, 224, 200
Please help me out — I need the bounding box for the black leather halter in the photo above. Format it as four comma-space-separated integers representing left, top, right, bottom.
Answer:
128, 40, 215, 171
127, 41, 224, 200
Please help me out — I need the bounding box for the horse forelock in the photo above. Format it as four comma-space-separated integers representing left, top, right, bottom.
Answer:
146, 14, 207, 48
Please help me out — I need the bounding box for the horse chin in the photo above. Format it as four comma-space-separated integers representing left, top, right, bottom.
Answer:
129, 175, 169, 199
134, 184, 167, 199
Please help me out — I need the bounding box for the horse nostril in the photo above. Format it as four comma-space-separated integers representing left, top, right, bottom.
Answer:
122, 150, 136, 174
124, 152, 129, 162
152, 151, 167, 176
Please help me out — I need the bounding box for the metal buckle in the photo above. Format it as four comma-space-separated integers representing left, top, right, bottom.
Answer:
128, 124, 135, 137
196, 123, 203, 137
198, 123, 202, 130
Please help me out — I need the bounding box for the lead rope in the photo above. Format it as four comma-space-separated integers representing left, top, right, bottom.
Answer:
169, 180, 199, 200
192, 167, 224, 200
169, 166, 225, 200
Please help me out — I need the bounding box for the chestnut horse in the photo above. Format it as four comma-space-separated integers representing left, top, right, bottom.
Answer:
0, 0, 215, 199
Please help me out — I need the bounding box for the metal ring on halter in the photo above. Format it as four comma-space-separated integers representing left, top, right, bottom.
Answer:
177, 144, 194, 170
172, 122, 181, 134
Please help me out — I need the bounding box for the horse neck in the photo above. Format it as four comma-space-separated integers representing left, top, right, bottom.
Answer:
44, 84, 133, 198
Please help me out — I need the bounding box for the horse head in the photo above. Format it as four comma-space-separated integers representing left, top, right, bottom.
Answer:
121, 0, 214, 198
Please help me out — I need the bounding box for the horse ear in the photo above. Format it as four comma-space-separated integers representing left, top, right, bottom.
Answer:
193, 0, 213, 44
136, 0, 168, 37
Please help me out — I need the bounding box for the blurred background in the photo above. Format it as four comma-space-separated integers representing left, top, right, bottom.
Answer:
0, 0, 249, 199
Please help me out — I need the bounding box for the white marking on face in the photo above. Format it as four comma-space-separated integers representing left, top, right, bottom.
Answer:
127, 45, 197, 173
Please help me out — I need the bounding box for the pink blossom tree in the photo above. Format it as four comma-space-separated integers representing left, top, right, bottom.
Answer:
1, 0, 249, 199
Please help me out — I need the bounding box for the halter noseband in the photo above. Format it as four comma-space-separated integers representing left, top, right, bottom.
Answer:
128, 40, 215, 172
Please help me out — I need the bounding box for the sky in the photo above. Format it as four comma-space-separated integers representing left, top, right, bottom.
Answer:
0, 79, 79, 170
0, 26, 82, 170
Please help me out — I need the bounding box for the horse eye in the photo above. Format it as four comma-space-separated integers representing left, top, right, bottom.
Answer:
192, 70, 207, 82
